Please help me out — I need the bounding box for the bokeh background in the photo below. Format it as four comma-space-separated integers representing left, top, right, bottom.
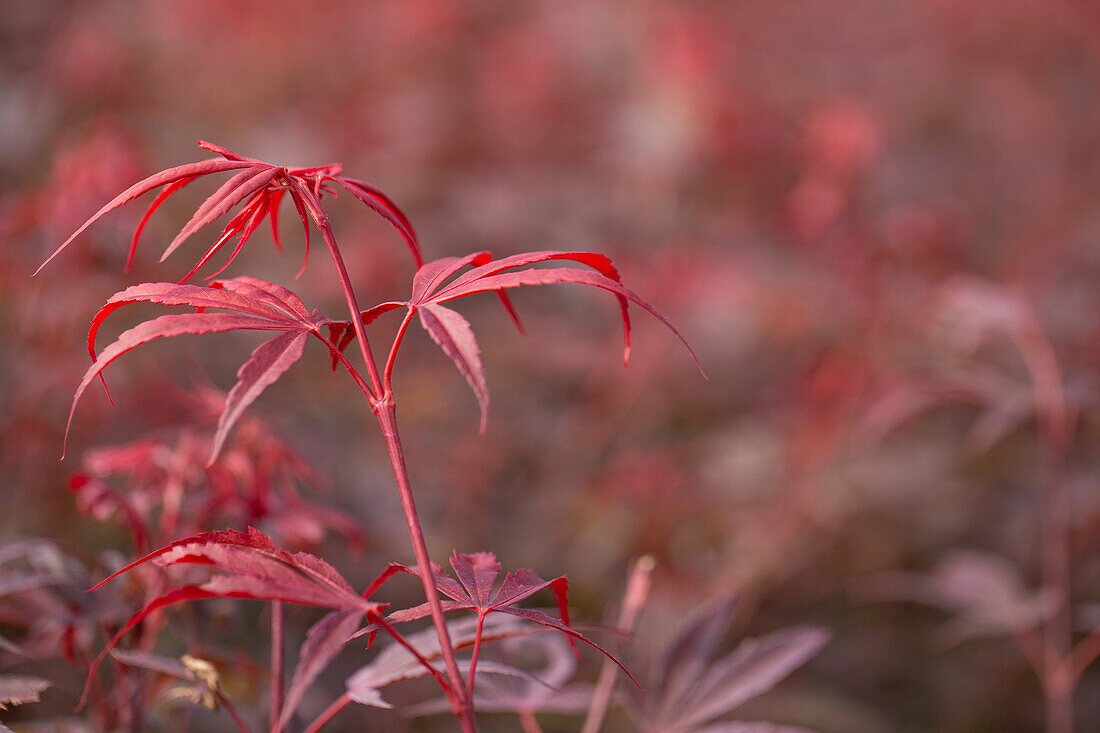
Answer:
2, 1, 1100, 731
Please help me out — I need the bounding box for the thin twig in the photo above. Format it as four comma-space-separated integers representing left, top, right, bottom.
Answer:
217, 690, 253, 733
1010, 313, 1074, 733
466, 613, 487, 700
581, 555, 655, 733
296, 179, 473, 728
270, 600, 283, 732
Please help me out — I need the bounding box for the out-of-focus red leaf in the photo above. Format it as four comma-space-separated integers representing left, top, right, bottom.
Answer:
81, 528, 381, 709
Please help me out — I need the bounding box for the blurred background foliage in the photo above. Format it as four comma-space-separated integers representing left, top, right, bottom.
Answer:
2, 1, 1100, 730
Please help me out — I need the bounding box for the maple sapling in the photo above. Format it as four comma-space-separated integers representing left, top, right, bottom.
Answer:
45, 141, 702, 731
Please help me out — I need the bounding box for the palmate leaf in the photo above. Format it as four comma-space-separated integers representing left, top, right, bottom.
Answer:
343, 250, 706, 432
81, 528, 384, 719
346, 615, 552, 710
37, 140, 421, 280
67, 277, 339, 464
383, 551, 639, 687
633, 598, 829, 732
401, 621, 595, 718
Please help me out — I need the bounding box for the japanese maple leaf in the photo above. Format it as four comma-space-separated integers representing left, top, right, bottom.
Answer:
37, 140, 420, 280
81, 527, 384, 726
66, 276, 351, 463
338, 250, 704, 432
384, 551, 638, 685
346, 615, 558, 710
399, 624, 595, 718
628, 598, 828, 733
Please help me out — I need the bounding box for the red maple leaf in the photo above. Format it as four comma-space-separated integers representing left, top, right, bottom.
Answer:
37, 140, 420, 280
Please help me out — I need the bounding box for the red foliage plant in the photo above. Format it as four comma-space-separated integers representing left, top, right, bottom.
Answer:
38, 141, 711, 732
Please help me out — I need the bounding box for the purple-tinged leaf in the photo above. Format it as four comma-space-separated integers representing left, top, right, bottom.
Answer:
110, 649, 192, 679
671, 627, 829, 730
387, 552, 638, 686
402, 628, 593, 718
347, 616, 546, 709
636, 598, 828, 732
450, 552, 500, 610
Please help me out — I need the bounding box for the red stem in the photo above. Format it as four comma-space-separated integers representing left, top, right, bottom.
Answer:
581, 555, 655, 733
270, 600, 283, 733
376, 401, 475, 730
383, 310, 416, 393
466, 613, 487, 700
300, 185, 474, 730
288, 180, 383, 402
218, 691, 254, 733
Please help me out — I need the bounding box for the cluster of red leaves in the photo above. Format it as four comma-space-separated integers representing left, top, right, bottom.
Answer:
82, 529, 615, 731
38, 140, 420, 281
67, 257, 699, 461
70, 411, 362, 554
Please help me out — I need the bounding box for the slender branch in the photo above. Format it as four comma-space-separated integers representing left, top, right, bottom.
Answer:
270, 600, 283, 733
383, 310, 416, 393
1010, 314, 1074, 733
217, 690, 253, 733
376, 401, 474, 730
312, 330, 374, 399
466, 613, 487, 700
286, 179, 383, 402
581, 555, 655, 733
291, 179, 473, 729
302, 693, 351, 733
